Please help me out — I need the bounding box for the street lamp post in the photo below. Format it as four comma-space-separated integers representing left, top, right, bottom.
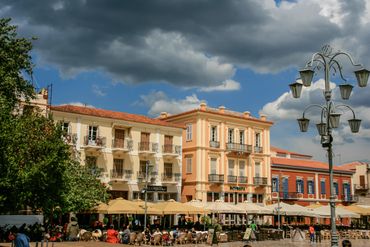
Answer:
289, 45, 369, 247
144, 160, 150, 229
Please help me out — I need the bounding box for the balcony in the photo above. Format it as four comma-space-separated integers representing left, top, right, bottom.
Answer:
354, 184, 369, 191
110, 169, 133, 181
63, 133, 77, 145
82, 136, 106, 151
161, 173, 181, 183
112, 139, 133, 153
238, 176, 248, 184
227, 175, 237, 183
341, 195, 358, 202
209, 141, 220, 148
137, 171, 157, 183
278, 192, 299, 200
254, 146, 263, 153
226, 143, 252, 153
162, 144, 181, 157
138, 142, 158, 155
208, 174, 224, 183
253, 177, 268, 186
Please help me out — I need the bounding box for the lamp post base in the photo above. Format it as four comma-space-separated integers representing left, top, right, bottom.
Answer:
331, 233, 339, 247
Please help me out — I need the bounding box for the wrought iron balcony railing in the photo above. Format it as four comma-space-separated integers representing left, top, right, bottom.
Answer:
208, 174, 224, 183
110, 169, 133, 180
238, 176, 248, 184
253, 177, 268, 186
254, 146, 263, 153
162, 144, 182, 155
138, 142, 159, 153
209, 141, 220, 148
226, 143, 252, 153
83, 136, 106, 147
228, 175, 237, 183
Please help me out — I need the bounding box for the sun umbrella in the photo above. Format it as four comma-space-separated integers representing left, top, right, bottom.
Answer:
205, 199, 245, 214
313, 205, 360, 218
236, 201, 273, 215
105, 197, 142, 214
151, 199, 209, 215
338, 205, 370, 216
265, 202, 314, 216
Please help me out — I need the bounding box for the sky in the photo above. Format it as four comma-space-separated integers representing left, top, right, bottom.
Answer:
2, 0, 370, 164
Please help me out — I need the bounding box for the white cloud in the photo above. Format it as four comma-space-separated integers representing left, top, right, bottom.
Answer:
92, 84, 107, 97
198, 79, 241, 92
138, 91, 203, 117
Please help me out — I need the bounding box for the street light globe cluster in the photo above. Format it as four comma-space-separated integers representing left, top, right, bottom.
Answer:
289, 44, 369, 247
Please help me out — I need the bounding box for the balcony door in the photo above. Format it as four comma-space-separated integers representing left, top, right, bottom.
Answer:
140, 132, 150, 151
164, 135, 173, 153
114, 129, 125, 148
282, 177, 288, 199
113, 159, 124, 177
210, 158, 217, 174
360, 175, 365, 187
164, 163, 173, 179
88, 126, 98, 143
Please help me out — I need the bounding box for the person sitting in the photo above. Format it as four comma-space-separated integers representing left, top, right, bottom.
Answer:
14, 227, 30, 247
66, 217, 79, 241
121, 225, 131, 244
152, 228, 162, 237
342, 239, 352, 247
142, 227, 151, 244
106, 225, 119, 243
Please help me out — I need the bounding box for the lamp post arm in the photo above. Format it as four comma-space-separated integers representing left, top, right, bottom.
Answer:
329, 60, 347, 82
335, 104, 357, 118
306, 52, 327, 68
302, 104, 326, 118
329, 51, 362, 67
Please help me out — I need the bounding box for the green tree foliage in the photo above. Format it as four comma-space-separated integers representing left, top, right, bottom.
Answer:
0, 18, 108, 215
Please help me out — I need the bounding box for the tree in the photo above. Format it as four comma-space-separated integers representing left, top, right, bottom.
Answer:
0, 18, 108, 215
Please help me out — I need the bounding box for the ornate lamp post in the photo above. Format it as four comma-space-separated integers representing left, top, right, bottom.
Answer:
289, 45, 369, 247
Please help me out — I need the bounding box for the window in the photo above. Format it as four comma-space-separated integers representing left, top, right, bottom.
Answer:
210, 126, 217, 141
88, 126, 98, 141
186, 124, 192, 141
210, 158, 217, 174
255, 162, 261, 177
239, 130, 244, 144
296, 179, 304, 193
113, 159, 124, 176
228, 128, 234, 143
186, 157, 192, 173
164, 163, 172, 176
239, 161, 245, 176
272, 177, 279, 192
255, 132, 261, 147
307, 180, 314, 194
321, 180, 326, 194
228, 160, 234, 176
334, 182, 339, 195
61, 122, 70, 133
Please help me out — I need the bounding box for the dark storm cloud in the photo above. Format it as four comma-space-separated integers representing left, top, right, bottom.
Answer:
1, 0, 368, 86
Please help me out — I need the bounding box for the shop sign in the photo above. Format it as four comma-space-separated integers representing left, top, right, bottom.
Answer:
230, 186, 245, 191
147, 185, 167, 192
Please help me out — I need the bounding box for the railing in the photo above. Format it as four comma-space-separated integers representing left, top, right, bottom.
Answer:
253, 177, 268, 186
228, 175, 237, 183
209, 141, 220, 148
254, 146, 263, 153
354, 184, 369, 190
208, 174, 224, 183
110, 169, 133, 180
137, 171, 157, 181
161, 172, 181, 182
278, 192, 299, 200
341, 195, 358, 202
238, 176, 248, 184
112, 139, 133, 150
138, 142, 159, 152
63, 133, 77, 145
83, 136, 106, 147
226, 143, 252, 153
162, 144, 182, 155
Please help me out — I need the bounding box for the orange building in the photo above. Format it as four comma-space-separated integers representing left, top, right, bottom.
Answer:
270, 147, 356, 207
163, 102, 273, 204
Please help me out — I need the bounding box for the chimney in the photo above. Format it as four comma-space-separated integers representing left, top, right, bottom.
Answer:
218, 106, 225, 113
159, 112, 168, 119
243, 111, 250, 118
200, 101, 207, 111
260, 113, 267, 121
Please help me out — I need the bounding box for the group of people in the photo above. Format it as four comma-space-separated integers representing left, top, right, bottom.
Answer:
308, 223, 323, 243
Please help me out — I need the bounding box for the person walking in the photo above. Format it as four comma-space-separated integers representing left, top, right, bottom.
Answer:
308, 224, 315, 243
314, 223, 322, 243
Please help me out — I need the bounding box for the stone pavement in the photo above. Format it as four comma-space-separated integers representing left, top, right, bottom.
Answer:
0, 239, 369, 247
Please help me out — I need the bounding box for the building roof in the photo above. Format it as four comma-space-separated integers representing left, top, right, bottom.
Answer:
339, 161, 368, 171
271, 157, 354, 174
51, 105, 185, 129
163, 105, 274, 125
271, 146, 312, 159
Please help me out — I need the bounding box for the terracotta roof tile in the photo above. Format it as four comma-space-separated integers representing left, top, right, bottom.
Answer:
271, 157, 354, 173
339, 161, 366, 171
51, 105, 185, 129
271, 146, 312, 158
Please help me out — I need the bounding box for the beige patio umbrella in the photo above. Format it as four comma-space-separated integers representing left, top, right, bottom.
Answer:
91, 202, 109, 213
338, 205, 370, 216
151, 199, 209, 215
265, 202, 315, 216
185, 199, 207, 209
205, 199, 245, 214
104, 197, 142, 214
312, 205, 360, 218
236, 201, 273, 215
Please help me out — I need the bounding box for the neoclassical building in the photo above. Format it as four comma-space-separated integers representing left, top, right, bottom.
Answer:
51, 105, 184, 202
162, 102, 273, 204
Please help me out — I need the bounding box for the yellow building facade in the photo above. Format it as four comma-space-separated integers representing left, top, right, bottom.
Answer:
163, 102, 273, 204
51, 105, 184, 202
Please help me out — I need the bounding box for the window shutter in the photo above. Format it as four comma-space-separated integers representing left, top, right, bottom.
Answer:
321, 181, 326, 194
276, 178, 279, 192
301, 180, 304, 193
296, 180, 299, 193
